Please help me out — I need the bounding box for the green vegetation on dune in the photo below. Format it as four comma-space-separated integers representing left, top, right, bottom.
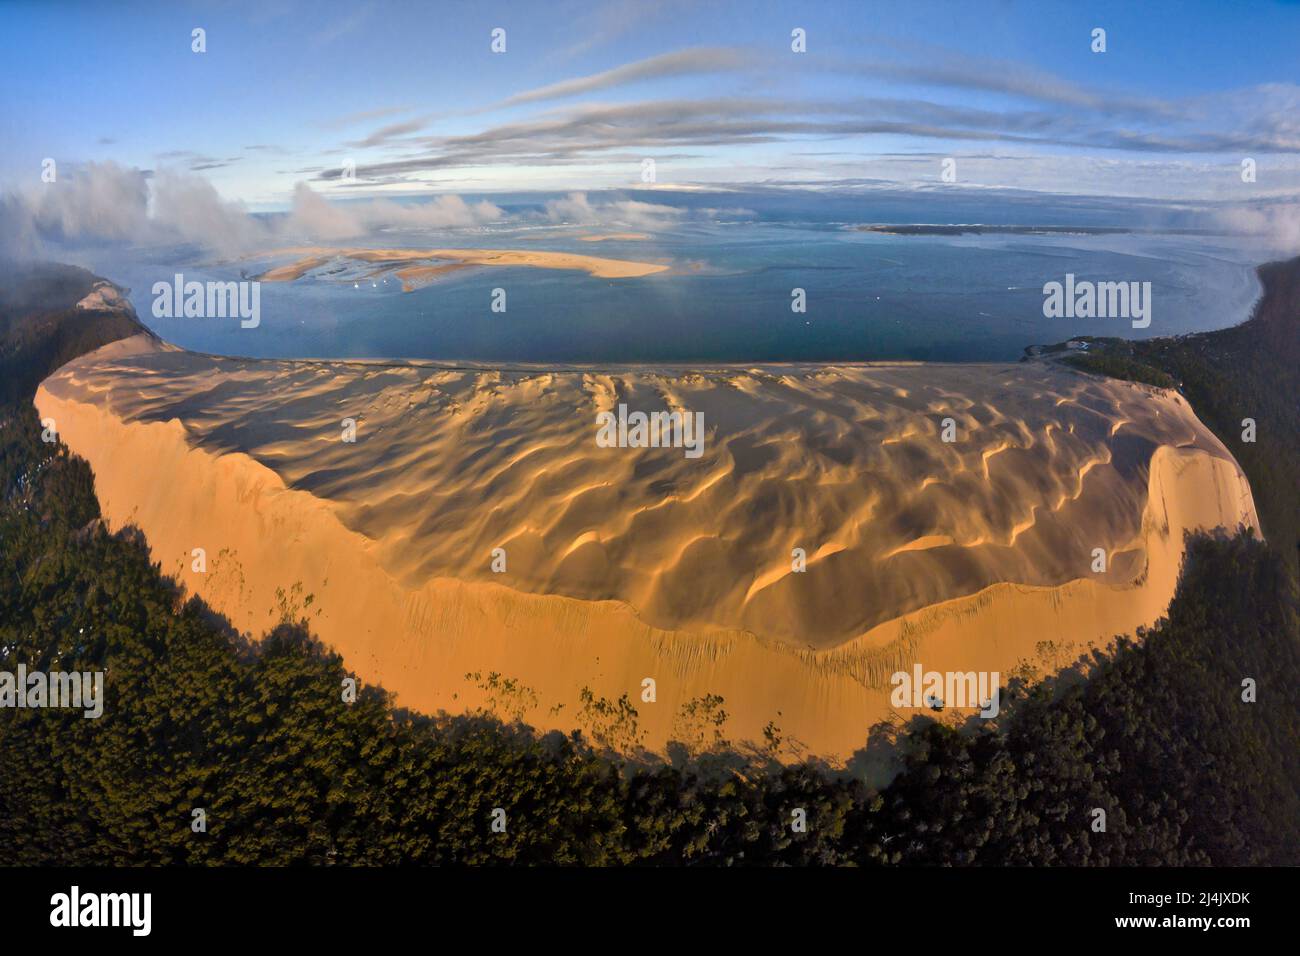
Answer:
1, 261, 1298, 865
1061, 347, 1176, 389
1052, 259, 1300, 575
0, 262, 147, 403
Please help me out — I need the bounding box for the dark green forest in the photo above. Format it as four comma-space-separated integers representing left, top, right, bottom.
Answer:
1, 263, 1298, 865
1060, 257, 1300, 577
0, 263, 150, 403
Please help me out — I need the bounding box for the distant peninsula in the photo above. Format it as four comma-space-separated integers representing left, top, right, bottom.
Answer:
856, 223, 1217, 237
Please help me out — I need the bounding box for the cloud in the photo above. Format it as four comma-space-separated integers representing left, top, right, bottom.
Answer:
150, 169, 272, 251
322, 106, 412, 130
500, 47, 755, 108
316, 96, 1077, 184
286, 182, 360, 239
27, 162, 153, 243
189, 159, 240, 171
344, 117, 432, 149
551, 0, 702, 60
543, 192, 684, 229
835, 40, 1181, 119
286, 185, 504, 238
316, 80, 1300, 200
360, 194, 504, 229
296, 36, 1300, 203
1215, 202, 1300, 251
0, 163, 504, 256
0, 162, 266, 257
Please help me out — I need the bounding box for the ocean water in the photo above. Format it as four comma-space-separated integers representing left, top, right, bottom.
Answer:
79, 215, 1272, 365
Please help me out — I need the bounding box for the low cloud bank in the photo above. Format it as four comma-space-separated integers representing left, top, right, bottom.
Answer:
4, 162, 1298, 260
0, 162, 505, 259
543, 192, 685, 229
0, 166, 704, 259
1215, 202, 1300, 252
288, 184, 503, 239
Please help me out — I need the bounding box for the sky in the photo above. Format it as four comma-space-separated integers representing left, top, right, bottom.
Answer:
1, 0, 1299, 245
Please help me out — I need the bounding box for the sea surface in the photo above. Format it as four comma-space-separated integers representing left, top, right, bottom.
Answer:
70, 195, 1277, 364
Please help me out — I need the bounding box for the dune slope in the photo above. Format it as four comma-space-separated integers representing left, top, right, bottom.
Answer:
36, 335, 1257, 758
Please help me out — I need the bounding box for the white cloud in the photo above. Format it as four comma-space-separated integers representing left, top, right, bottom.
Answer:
0, 164, 505, 256
152, 169, 271, 251
30, 162, 152, 243
544, 191, 683, 229
284, 186, 504, 238
287, 183, 363, 240
1215, 202, 1300, 252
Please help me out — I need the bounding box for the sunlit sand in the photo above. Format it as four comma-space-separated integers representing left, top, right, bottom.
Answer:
254, 245, 669, 287
37, 336, 1257, 759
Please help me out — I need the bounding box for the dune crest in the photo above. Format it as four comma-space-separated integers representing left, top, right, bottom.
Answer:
36, 335, 1257, 759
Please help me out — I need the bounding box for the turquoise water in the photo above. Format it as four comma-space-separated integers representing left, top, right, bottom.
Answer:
84, 220, 1269, 364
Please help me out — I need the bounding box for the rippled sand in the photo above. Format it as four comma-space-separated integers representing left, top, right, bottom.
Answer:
37, 335, 1257, 759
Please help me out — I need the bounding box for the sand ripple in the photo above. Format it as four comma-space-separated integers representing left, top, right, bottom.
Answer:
37, 336, 1258, 758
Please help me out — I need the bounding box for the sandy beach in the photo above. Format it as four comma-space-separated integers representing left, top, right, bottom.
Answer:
36, 336, 1257, 759
255, 246, 669, 286
579, 233, 652, 242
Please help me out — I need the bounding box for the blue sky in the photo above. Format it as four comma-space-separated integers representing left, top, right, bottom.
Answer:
2, 0, 1299, 215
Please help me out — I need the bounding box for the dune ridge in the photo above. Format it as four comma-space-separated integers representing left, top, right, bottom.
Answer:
36, 335, 1257, 759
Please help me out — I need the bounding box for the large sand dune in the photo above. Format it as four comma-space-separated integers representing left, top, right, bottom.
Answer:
36, 335, 1257, 759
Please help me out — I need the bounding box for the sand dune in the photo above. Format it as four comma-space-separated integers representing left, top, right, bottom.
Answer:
36, 336, 1257, 759
579, 233, 652, 242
